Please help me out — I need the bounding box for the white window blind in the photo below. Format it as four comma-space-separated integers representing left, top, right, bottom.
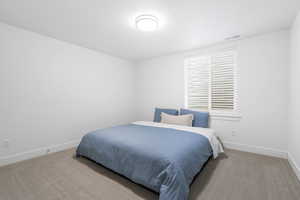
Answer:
185, 50, 238, 115
185, 56, 210, 110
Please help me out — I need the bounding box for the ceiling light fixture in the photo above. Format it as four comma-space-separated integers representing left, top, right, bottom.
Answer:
135, 15, 159, 32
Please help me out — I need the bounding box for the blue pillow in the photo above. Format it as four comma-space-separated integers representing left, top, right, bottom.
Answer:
180, 109, 209, 128
154, 108, 178, 122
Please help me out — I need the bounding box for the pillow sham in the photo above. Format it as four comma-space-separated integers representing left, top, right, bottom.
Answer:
161, 112, 194, 127
154, 108, 178, 122
180, 108, 209, 128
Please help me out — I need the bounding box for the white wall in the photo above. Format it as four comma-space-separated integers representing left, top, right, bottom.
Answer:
0, 22, 135, 164
289, 11, 300, 175
136, 30, 290, 155
0, 20, 293, 166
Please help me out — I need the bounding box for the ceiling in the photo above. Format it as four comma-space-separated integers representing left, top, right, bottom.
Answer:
0, 0, 299, 61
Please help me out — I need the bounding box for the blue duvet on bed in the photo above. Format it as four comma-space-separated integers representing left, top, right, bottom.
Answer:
76, 124, 212, 200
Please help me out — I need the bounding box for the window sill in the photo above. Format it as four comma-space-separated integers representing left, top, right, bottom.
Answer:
184, 108, 242, 121
210, 113, 242, 121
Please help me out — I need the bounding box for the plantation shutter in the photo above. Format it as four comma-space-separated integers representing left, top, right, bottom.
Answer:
211, 51, 236, 110
185, 56, 210, 110
185, 50, 237, 112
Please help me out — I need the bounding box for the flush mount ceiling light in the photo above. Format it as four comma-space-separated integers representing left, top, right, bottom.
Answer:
135, 15, 159, 32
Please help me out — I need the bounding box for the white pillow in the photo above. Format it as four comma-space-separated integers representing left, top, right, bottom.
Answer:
160, 112, 194, 127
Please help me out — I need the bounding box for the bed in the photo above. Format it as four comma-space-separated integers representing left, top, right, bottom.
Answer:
76, 121, 223, 200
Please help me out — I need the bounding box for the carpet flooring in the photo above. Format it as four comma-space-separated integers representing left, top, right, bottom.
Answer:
0, 148, 299, 200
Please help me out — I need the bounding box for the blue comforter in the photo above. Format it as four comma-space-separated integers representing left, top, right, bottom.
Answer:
76, 124, 212, 200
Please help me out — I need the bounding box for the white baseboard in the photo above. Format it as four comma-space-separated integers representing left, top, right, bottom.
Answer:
1, 139, 299, 182
287, 153, 300, 181
223, 141, 287, 158
0, 139, 80, 167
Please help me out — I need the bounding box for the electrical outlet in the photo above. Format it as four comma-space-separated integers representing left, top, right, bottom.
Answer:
231, 131, 236, 137
3, 139, 10, 149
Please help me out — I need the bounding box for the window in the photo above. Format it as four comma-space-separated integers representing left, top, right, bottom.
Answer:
184, 50, 240, 119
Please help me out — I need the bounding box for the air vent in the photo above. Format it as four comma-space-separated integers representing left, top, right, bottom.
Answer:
225, 35, 241, 41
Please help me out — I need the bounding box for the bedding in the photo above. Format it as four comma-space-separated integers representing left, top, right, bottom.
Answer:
160, 112, 193, 126
180, 109, 209, 128
153, 108, 178, 122
76, 121, 223, 200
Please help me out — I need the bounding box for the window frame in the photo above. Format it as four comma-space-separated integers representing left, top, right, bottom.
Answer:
184, 49, 241, 121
